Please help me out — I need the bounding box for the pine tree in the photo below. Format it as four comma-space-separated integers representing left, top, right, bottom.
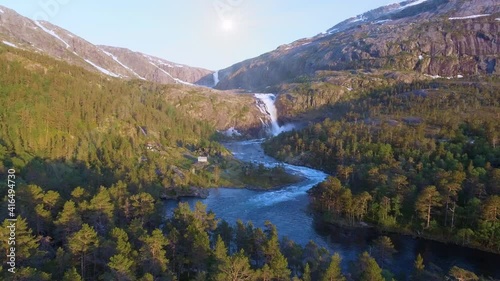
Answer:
303, 263, 312, 281
130, 192, 155, 223
0, 217, 39, 264
482, 196, 499, 222
214, 246, 255, 281
54, 200, 82, 242
107, 228, 136, 280
414, 254, 425, 271
372, 236, 397, 267
263, 223, 291, 280
322, 253, 345, 281
257, 264, 273, 281
62, 267, 82, 281
108, 254, 135, 281
139, 229, 169, 277
355, 252, 384, 281
415, 186, 442, 228
88, 186, 114, 234
67, 224, 99, 280
71, 186, 87, 203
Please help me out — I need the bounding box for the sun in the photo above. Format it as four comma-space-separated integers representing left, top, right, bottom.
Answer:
221, 19, 234, 31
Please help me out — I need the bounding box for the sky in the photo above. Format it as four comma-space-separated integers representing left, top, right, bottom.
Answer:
1, 0, 399, 70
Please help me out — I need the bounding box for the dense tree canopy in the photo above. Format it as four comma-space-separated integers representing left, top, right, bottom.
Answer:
264, 79, 500, 253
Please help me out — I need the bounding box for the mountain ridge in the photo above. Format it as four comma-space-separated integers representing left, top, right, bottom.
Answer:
214, 0, 500, 91
0, 5, 215, 86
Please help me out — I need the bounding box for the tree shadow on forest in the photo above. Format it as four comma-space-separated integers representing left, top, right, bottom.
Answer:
20, 157, 119, 198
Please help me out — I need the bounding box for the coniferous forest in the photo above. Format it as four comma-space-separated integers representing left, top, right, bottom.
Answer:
264, 79, 500, 255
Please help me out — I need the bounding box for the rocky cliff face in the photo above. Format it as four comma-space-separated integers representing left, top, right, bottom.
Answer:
215, 0, 500, 91
0, 6, 214, 85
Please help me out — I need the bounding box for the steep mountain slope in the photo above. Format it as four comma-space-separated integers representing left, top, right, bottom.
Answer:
0, 42, 265, 138
0, 42, 271, 192
215, 0, 500, 91
0, 5, 214, 85
98, 46, 214, 85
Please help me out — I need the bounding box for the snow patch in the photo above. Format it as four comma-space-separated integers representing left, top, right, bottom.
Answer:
418, 55, 424, 60
0, 9, 4, 14
67, 33, 74, 38
159, 62, 173, 67
84, 59, 120, 78
424, 74, 442, 79
425, 74, 464, 79
495, 18, 500, 21
2, 41, 18, 48
101, 49, 146, 80
327, 28, 338, 35
373, 19, 392, 24
449, 14, 490, 20
34, 21, 70, 49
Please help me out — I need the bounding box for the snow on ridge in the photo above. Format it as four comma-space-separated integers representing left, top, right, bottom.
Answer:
350, 15, 367, 23
398, 0, 429, 10
158, 62, 173, 67
101, 49, 146, 80
84, 59, 120, 78
0, 8, 4, 14
149, 62, 194, 86
2, 41, 18, 48
34, 21, 70, 49
449, 14, 490, 20
495, 18, 500, 21
327, 28, 338, 35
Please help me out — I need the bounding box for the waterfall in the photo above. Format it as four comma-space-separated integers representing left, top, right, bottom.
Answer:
254, 93, 294, 136
213, 71, 220, 87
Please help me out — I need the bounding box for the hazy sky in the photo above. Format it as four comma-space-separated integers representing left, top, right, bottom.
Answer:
2, 0, 398, 70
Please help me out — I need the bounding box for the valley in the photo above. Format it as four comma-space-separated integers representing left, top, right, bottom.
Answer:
0, 0, 499, 280
169, 139, 500, 279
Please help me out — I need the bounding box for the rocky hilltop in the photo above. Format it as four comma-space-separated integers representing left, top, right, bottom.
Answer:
215, 0, 500, 91
0, 5, 214, 85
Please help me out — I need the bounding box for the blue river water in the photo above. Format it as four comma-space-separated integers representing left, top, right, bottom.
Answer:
166, 139, 500, 279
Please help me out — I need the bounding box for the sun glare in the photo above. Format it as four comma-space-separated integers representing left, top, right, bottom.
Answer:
221, 19, 234, 31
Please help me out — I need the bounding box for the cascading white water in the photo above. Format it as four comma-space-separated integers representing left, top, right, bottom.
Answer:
213, 71, 220, 87
254, 93, 294, 136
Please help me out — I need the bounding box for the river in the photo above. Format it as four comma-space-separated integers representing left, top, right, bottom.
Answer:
166, 139, 500, 279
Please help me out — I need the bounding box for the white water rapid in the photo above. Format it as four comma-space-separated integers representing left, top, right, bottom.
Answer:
254, 93, 294, 136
